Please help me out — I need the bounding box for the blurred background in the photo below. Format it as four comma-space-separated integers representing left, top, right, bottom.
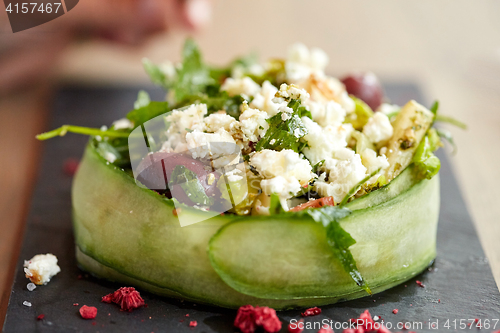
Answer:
1, 0, 500, 321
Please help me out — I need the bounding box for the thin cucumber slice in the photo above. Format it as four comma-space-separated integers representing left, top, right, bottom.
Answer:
208, 173, 439, 299
73, 142, 439, 309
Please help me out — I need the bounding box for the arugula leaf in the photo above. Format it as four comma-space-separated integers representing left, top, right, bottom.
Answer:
436, 128, 457, 153
175, 91, 244, 118
413, 135, 441, 180
255, 99, 308, 152
269, 193, 285, 215
36, 125, 130, 141
300, 205, 371, 294
312, 159, 325, 174
126, 101, 169, 128
142, 58, 168, 88
430, 100, 439, 115
435, 114, 467, 130
134, 90, 151, 109
174, 39, 215, 102
169, 165, 213, 206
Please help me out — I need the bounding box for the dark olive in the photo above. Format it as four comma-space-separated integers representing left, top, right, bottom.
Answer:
341, 72, 384, 111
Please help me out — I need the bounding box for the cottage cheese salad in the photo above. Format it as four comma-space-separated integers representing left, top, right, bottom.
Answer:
38, 39, 464, 309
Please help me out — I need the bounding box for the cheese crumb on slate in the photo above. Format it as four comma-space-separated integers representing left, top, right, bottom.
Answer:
24, 253, 61, 285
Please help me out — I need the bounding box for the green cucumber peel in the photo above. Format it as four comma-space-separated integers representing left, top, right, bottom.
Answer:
290, 169, 381, 295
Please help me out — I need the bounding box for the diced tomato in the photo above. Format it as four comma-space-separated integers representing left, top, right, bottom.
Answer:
290, 197, 335, 212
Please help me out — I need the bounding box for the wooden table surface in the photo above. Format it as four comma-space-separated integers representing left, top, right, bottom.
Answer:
1, 1, 500, 328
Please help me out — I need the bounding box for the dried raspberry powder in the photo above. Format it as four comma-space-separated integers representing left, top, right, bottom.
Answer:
254, 306, 281, 333
102, 287, 145, 312
416, 280, 425, 288
79, 305, 97, 319
189, 320, 197, 327
234, 305, 282, 333
301, 307, 322, 317
392, 309, 398, 314
36, 314, 45, 320
234, 305, 257, 333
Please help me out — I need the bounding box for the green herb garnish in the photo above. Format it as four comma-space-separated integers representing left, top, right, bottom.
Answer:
169, 165, 213, 206
255, 99, 308, 152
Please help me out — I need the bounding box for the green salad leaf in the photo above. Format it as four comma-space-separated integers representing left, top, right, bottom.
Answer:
435, 114, 467, 130
436, 128, 457, 153
142, 59, 168, 88
255, 99, 308, 152
413, 134, 441, 180
134, 90, 151, 109
269, 193, 286, 215
169, 165, 213, 206
174, 39, 215, 102
126, 101, 169, 128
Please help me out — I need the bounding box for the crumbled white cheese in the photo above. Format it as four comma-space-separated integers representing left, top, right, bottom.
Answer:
203, 113, 238, 133
24, 253, 61, 285
285, 43, 329, 82
112, 118, 134, 130
260, 176, 301, 207
301, 117, 353, 164
23, 301, 32, 307
221, 77, 261, 99
361, 148, 390, 174
239, 107, 269, 142
274, 83, 310, 103
161, 104, 207, 152
362, 112, 394, 144
338, 91, 356, 114
250, 149, 313, 209
377, 103, 400, 115
250, 149, 312, 183
314, 150, 367, 203
305, 100, 346, 127
250, 81, 281, 117
185, 128, 240, 168
225, 168, 244, 182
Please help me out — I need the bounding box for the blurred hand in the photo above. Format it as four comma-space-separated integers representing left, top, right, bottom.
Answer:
0, 0, 213, 95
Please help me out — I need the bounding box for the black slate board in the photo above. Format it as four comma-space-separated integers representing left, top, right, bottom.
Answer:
3, 84, 500, 333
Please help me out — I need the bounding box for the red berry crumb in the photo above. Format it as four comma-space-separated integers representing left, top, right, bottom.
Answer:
234, 305, 281, 333
79, 305, 97, 319
475, 318, 479, 323
101, 287, 145, 312
186, 314, 190, 317
255, 306, 282, 333
301, 307, 322, 317
37, 314, 45, 320
288, 319, 304, 333
189, 321, 197, 327
392, 309, 398, 314
63, 158, 79, 176
234, 305, 256, 333
73, 303, 79, 306
416, 280, 425, 288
